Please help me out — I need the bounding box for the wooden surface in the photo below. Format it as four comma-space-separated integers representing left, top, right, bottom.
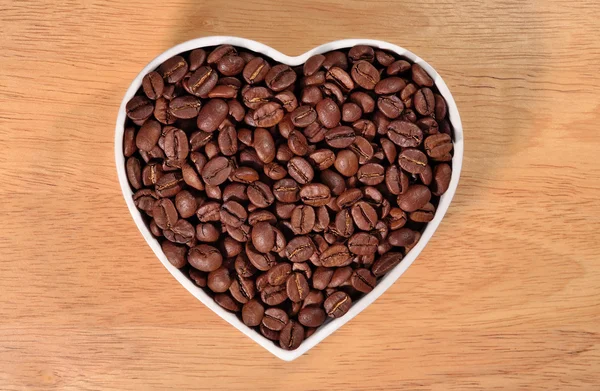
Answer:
1, 0, 599, 389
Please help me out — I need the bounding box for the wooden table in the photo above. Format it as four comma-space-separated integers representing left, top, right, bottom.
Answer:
1, 0, 599, 389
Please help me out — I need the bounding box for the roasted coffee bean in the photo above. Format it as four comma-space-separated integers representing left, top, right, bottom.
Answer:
387, 120, 423, 148
287, 157, 314, 184
290, 105, 317, 128
276, 144, 294, 163
300, 183, 331, 207
174, 190, 197, 218
214, 292, 241, 312
263, 162, 287, 180
424, 133, 453, 159
159, 55, 188, 83
142, 71, 164, 100
222, 237, 243, 258
301, 85, 323, 106
262, 308, 289, 331
189, 268, 207, 287
279, 320, 304, 350
286, 236, 315, 263
320, 244, 352, 267
312, 267, 334, 290
410, 202, 435, 222
375, 50, 395, 66
304, 54, 325, 76
336, 188, 363, 209
202, 156, 232, 186
254, 102, 284, 127
385, 165, 409, 195
207, 45, 236, 64
321, 82, 345, 104
253, 127, 276, 163
220, 201, 247, 228
326, 66, 354, 91
275, 90, 298, 112
411, 63, 434, 87
350, 91, 376, 113
162, 241, 187, 268
349, 136, 374, 164
309, 149, 335, 171
242, 86, 272, 109
432, 163, 452, 196
196, 201, 221, 222
196, 223, 220, 242
126, 95, 153, 122
126, 157, 142, 190
217, 126, 238, 156
248, 210, 277, 226
273, 178, 300, 203
351, 268, 376, 293
302, 71, 326, 87
246, 241, 276, 271
235, 253, 257, 278
188, 48, 206, 71
251, 222, 275, 253
375, 77, 406, 95
377, 95, 404, 119
419, 164, 433, 186
316, 98, 341, 129
265, 64, 297, 92
351, 201, 378, 231
388, 228, 418, 247
242, 299, 265, 327
325, 126, 356, 149
208, 266, 233, 293
397, 184, 431, 212
387, 59, 411, 75
229, 275, 256, 304
323, 51, 348, 70
398, 149, 428, 174
334, 209, 355, 238
416, 117, 439, 135
222, 183, 247, 203
414, 87, 435, 116
291, 205, 315, 235
187, 66, 218, 97
196, 99, 229, 132
348, 45, 375, 63
342, 102, 362, 123
298, 306, 326, 328
163, 127, 189, 165
357, 163, 385, 185
321, 169, 346, 196
348, 232, 378, 255
142, 161, 164, 188
286, 272, 310, 302
328, 266, 352, 288
288, 130, 309, 156
246, 181, 275, 208
324, 291, 351, 318
169, 96, 201, 119
123, 126, 137, 157
188, 244, 222, 272
261, 284, 288, 306
351, 60, 379, 89
217, 54, 245, 76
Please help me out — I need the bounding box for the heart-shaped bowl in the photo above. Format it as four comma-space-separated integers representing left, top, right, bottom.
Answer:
115, 36, 463, 361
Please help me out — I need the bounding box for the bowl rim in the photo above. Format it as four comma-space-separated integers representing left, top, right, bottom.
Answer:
115, 36, 464, 361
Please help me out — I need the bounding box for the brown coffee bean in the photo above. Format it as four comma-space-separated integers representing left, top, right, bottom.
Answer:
414, 87, 435, 116
387, 60, 411, 75
265, 64, 297, 92
291, 205, 315, 235
229, 275, 256, 304
304, 54, 325, 76
348, 232, 378, 255
290, 105, 317, 128
319, 244, 352, 267
309, 149, 335, 170
126, 156, 142, 190
195, 201, 220, 223
159, 55, 188, 83
286, 272, 310, 302
334, 209, 355, 238
197, 99, 229, 132
351, 268, 376, 293
262, 308, 289, 331
397, 184, 431, 212
168, 96, 201, 119
285, 236, 315, 263
261, 284, 288, 306
424, 133, 453, 159
336, 188, 363, 209
432, 163, 452, 196
273, 178, 300, 203
174, 190, 197, 219
207, 266, 233, 293
242, 299, 265, 327
351, 201, 378, 231
325, 126, 356, 149
351, 60, 379, 90
301, 85, 323, 106
375, 50, 395, 66
412, 63, 434, 87
298, 306, 326, 328
246, 241, 276, 271
202, 156, 232, 186
253, 102, 284, 127
300, 183, 331, 207
162, 241, 187, 268
350, 91, 375, 113
214, 293, 241, 312
263, 162, 287, 180
220, 201, 247, 228
188, 244, 222, 272
328, 266, 352, 288
372, 252, 403, 277
123, 126, 137, 157
142, 71, 164, 100
388, 228, 418, 247
288, 130, 309, 156
341, 102, 362, 123
349, 136, 374, 164
196, 223, 220, 242
326, 66, 354, 91
398, 149, 428, 174
279, 320, 304, 350
387, 120, 423, 148
287, 157, 314, 185
357, 163, 385, 185
324, 291, 351, 318
375, 77, 406, 95
316, 98, 341, 129
410, 202, 435, 222
251, 222, 275, 253
312, 267, 334, 290
377, 95, 404, 119
385, 165, 409, 195
217, 126, 238, 156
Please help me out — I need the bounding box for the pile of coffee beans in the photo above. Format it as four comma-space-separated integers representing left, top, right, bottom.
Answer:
123, 44, 453, 350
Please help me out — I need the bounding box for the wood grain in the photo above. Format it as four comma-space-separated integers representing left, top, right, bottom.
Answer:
1, 0, 599, 389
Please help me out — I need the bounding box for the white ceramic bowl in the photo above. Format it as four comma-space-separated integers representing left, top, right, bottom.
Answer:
115, 37, 463, 361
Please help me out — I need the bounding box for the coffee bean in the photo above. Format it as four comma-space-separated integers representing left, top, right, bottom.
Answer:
195, 98, 228, 132
309, 149, 335, 171
385, 165, 409, 195
201, 156, 231, 186
375, 50, 395, 66
291, 205, 315, 235
350, 91, 375, 113
396, 184, 431, 212
253, 127, 276, 163
371, 252, 403, 277
414, 87, 435, 116
387, 120, 423, 148
285, 236, 315, 263
263, 162, 287, 180
265, 64, 296, 91
410, 202, 435, 223
217, 126, 238, 156
320, 244, 352, 267
411, 64, 434, 87
159, 55, 188, 83
323, 51, 348, 70
126, 95, 153, 122
251, 222, 275, 253
196, 223, 220, 242
162, 241, 187, 268
188, 244, 222, 272
275, 90, 298, 112
230, 275, 256, 304
342, 102, 362, 123
326, 67, 354, 91
349, 136, 374, 164
254, 102, 284, 127
301, 85, 323, 106
324, 291, 351, 318
214, 292, 241, 312
169, 96, 201, 119
208, 266, 233, 293
220, 201, 247, 228
348, 45, 375, 63
388, 227, 418, 247
351, 201, 378, 231
142, 71, 165, 100
286, 272, 310, 302
387, 60, 411, 75
357, 163, 385, 185
336, 188, 363, 209
246, 181, 274, 208
261, 284, 288, 306
242, 299, 265, 327
163, 127, 189, 165
316, 98, 341, 129
262, 308, 289, 331
123, 126, 137, 157
348, 232, 378, 255
300, 183, 331, 207
288, 130, 310, 156
189, 268, 207, 287
298, 306, 326, 327
126, 156, 142, 190
334, 209, 355, 238
174, 190, 197, 218
325, 126, 356, 148
321, 82, 345, 104
246, 241, 276, 271
432, 163, 452, 196
375, 77, 406, 95
351, 60, 380, 90
279, 320, 304, 350
424, 133, 453, 159
350, 269, 376, 293
304, 54, 325, 76
217, 54, 245, 76
398, 149, 428, 174
273, 178, 300, 203
377, 95, 404, 119
328, 266, 352, 288
287, 157, 314, 184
